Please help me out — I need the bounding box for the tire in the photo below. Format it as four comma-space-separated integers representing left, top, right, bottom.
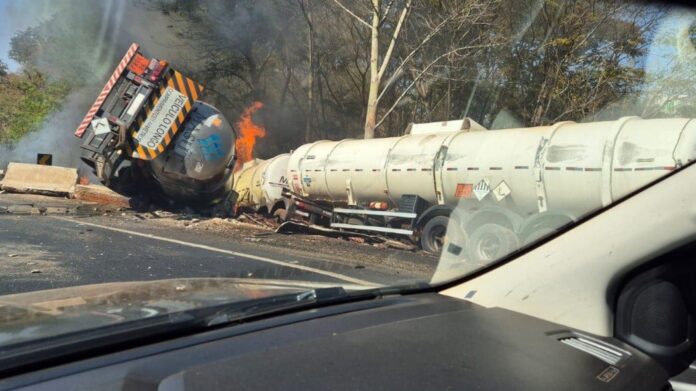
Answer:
467, 224, 520, 264
420, 216, 465, 254
273, 208, 287, 222
522, 227, 555, 246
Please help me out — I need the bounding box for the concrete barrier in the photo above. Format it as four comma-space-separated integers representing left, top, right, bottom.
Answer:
0, 163, 78, 196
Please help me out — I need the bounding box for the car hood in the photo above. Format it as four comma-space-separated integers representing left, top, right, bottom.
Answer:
0, 278, 337, 346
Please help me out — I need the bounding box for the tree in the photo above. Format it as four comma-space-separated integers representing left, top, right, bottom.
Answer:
151, 0, 664, 150
375, 0, 503, 133
476, 0, 660, 127
0, 60, 8, 78
9, 27, 42, 67
297, 0, 316, 142
637, 14, 696, 118
332, 0, 412, 138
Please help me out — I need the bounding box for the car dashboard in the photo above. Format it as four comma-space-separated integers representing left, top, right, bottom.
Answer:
0, 294, 668, 390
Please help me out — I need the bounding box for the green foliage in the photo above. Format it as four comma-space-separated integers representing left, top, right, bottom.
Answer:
1, 0, 108, 144
9, 27, 42, 67
9, 2, 113, 87
155, 0, 669, 144
0, 72, 71, 143
0, 0, 688, 151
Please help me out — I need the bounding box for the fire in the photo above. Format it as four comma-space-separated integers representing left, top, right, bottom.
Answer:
235, 101, 266, 170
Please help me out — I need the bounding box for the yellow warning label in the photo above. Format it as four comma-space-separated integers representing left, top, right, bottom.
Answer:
130, 68, 204, 160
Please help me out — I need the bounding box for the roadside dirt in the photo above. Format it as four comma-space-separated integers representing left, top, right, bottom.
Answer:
151, 216, 440, 279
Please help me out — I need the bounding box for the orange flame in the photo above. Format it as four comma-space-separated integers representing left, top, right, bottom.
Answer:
235, 101, 266, 171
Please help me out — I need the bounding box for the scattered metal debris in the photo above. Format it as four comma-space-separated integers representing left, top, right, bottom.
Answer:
276, 221, 381, 243
241, 213, 275, 229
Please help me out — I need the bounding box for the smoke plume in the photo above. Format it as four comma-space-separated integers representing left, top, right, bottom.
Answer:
0, 0, 193, 171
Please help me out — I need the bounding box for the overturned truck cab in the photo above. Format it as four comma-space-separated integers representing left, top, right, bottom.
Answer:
73, 43, 237, 207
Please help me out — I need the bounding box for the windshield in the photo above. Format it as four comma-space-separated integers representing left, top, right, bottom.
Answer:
0, 0, 695, 355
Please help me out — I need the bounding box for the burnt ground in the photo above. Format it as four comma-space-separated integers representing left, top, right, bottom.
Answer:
0, 193, 439, 295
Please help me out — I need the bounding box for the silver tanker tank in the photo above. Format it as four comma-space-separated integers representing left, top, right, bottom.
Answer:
287, 116, 696, 259
148, 102, 236, 204
288, 116, 696, 215
233, 154, 290, 215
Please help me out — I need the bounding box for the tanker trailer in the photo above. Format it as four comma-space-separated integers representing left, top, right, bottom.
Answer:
286, 117, 696, 261
233, 154, 290, 218
73, 43, 237, 208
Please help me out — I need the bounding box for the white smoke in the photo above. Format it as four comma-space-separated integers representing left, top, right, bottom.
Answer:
0, 0, 185, 172
0, 87, 95, 170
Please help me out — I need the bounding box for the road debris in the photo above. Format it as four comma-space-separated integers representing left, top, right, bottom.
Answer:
150, 210, 177, 218
241, 213, 275, 228
276, 221, 383, 244
6, 205, 33, 215
30, 269, 42, 274
73, 184, 131, 208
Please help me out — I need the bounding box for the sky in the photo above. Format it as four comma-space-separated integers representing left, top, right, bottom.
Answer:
0, 0, 54, 71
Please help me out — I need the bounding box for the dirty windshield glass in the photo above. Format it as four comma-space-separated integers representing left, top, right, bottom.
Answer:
0, 0, 695, 347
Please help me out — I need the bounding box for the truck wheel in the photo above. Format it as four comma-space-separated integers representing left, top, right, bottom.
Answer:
420, 216, 464, 254
522, 227, 555, 246
468, 224, 520, 264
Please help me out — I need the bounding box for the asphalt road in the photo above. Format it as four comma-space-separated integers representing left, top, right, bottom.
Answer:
0, 212, 428, 295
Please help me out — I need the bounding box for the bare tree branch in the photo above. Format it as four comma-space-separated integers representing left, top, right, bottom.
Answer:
376, 12, 458, 104
379, 0, 397, 25
375, 43, 502, 129
377, 0, 411, 80
331, 0, 371, 28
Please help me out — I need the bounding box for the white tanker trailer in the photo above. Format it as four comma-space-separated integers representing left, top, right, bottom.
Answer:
233, 154, 291, 218
284, 116, 696, 262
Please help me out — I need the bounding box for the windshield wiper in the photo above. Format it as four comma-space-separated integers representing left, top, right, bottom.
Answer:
201, 287, 349, 327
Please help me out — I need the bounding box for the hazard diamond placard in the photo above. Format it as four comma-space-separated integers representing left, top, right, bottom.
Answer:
492, 180, 512, 201
473, 179, 490, 201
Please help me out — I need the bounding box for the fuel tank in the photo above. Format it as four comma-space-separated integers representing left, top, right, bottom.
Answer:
147, 102, 236, 205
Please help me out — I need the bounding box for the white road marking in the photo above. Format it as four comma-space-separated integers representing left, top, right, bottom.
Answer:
52, 217, 380, 287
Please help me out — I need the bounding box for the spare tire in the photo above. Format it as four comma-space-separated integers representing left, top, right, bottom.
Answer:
420, 216, 466, 255
467, 224, 520, 264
